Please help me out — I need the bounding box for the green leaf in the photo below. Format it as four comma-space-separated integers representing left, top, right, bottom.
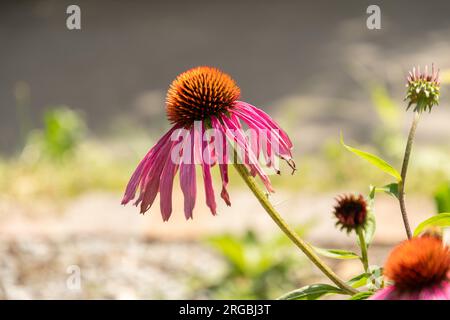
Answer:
349, 291, 373, 300
368, 185, 376, 204
277, 284, 344, 300
312, 246, 360, 260
363, 186, 378, 249
347, 273, 370, 289
375, 183, 399, 199
363, 211, 376, 247
413, 213, 450, 237
340, 133, 402, 182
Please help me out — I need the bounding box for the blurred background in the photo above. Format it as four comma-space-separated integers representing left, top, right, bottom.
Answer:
1, 0, 450, 299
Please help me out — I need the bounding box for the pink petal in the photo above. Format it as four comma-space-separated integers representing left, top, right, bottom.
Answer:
221, 115, 274, 193
233, 102, 295, 174
159, 146, 179, 221
211, 117, 231, 206
234, 102, 293, 159
122, 126, 177, 205
235, 101, 293, 148
139, 138, 174, 213
197, 123, 217, 215
419, 282, 450, 300
180, 162, 196, 219
202, 162, 217, 215
180, 128, 197, 219
369, 286, 397, 300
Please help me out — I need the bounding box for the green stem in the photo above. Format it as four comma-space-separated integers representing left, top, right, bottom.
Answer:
398, 112, 420, 239
233, 162, 358, 295
356, 227, 369, 273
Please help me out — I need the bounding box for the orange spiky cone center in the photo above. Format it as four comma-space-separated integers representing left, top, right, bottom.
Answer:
384, 236, 450, 291
166, 66, 241, 127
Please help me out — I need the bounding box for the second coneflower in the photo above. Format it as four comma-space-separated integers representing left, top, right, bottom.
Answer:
122, 66, 295, 220
370, 236, 450, 300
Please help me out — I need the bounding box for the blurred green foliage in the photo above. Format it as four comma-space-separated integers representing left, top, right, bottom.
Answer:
22, 106, 86, 161
201, 227, 314, 299
434, 182, 450, 213
42, 107, 86, 158
0, 106, 136, 204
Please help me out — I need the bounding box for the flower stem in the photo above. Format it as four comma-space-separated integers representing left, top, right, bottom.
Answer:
398, 112, 420, 239
233, 162, 358, 295
356, 227, 369, 273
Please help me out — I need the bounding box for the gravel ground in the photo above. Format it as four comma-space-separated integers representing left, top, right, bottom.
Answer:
0, 191, 439, 299
0, 234, 399, 300
0, 236, 226, 300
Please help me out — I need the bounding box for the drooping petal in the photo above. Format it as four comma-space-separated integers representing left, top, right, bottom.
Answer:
211, 117, 231, 206
235, 101, 293, 148
180, 162, 196, 219
197, 122, 217, 215
159, 144, 179, 221
202, 161, 217, 215
221, 114, 274, 193
137, 164, 162, 212
219, 164, 231, 206
180, 127, 197, 219
233, 102, 293, 163
122, 126, 178, 205
139, 135, 175, 213
233, 102, 296, 174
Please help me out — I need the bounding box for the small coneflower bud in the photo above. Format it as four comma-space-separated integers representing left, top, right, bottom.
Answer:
333, 194, 368, 233
405, 64, 440, 113
371, 236, 450, 300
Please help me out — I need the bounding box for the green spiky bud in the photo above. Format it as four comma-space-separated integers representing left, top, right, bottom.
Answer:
405, 64, 440, 113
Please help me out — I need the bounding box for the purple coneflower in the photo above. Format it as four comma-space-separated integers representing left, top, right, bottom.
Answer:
370, 236, 450, 300
122, 66, 294, 220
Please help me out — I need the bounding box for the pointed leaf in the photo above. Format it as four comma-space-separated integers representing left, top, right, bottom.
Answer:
413, 213, 450, 236
363, 186, 378, 249
313, 246, 360, 260
349, 291, 373, 300
347, 273, 370, 289
375, 183, 399, 199
340, 133, 402, 182
363, 211, 376, 247
277, 284, 344, 300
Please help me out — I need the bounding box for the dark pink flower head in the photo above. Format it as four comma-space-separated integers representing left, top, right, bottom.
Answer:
371, 236, 450, 300
333, 194, 367, 233
122, 66, 295, 221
